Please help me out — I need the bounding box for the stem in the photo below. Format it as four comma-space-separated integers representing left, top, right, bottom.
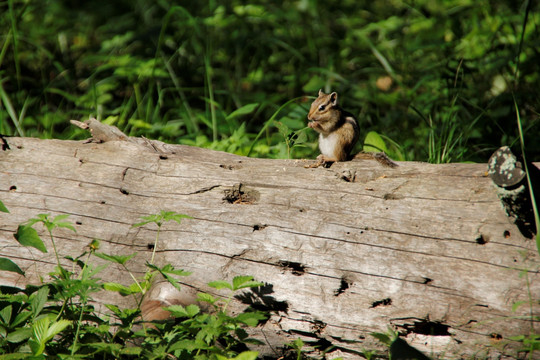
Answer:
150, 224, 161, 265
126, 266, 145, 293
71, 248, 93, 356
48, 228, 61, 267
54, 298, 69, 323
524, 270, 534, 333
71, 306, 85, 356
134, 82, 143, 121
205, 53, 217, 142
247, 96, 307, 157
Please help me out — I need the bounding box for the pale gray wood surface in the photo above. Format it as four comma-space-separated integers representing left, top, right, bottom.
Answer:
0, 136, 538, 359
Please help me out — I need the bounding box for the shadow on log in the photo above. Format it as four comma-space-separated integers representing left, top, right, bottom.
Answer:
0, 121, 538, 359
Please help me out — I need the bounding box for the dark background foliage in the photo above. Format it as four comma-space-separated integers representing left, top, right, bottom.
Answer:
1, 0, 538, 162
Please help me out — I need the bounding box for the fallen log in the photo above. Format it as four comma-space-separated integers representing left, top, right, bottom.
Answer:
0, 125, 538, 359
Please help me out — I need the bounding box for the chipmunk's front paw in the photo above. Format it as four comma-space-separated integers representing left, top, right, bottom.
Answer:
304, 155, 335, 168
318, 155, 336, 167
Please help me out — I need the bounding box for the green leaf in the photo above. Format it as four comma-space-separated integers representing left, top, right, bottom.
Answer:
103, 282, 138, 296
14, 225, 47, 253
222, 351, 259, 360
132, 216, 159, 228
232, 276, 263, 290
94, 252, 136, 265
54, 222, 76, 233
87, 342, 123, 353
157, 263, 192, 276
0, 305, 12, 324
512, 300, 527, 312
208, 280, 233, 290
226, 103, 259, 120
197, 292, 217, 305
168, 339, 209, 352
363, 131, 389, 153
162, 211, 192, 224
167, 304, 200, 318
0, 200, 9, 213
133, 211, 192, 228
185, 304, 200, 317
371, 332, 392, 345
30, 287, 49, 318
120, 346, 142, 355
104, 304, 121, 316
0, 258, 24, 275
46, 319, 71, 339
12, 310, 31, 327
247, 96, 306, 157
274, 120, 291, 137
6, 327, 32, 343
166, 305, 189, 317
27, 339, 41, 356
146, 263, 191, 292
52, 214, 70, 222
31, 317, 49, 355
235, 312, 267, 327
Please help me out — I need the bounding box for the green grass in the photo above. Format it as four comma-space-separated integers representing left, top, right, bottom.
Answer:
0, 0, 538, 163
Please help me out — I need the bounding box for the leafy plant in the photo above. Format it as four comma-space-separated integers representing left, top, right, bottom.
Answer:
133, 210, 192, 265
0, 212, 268, 359
362, 130, 405, 161
286, 338, 306, 360
0, 202, 23, 276
274, 121, 308, 159
15, 214, 76, 266
138, 275, 266, 359
371, 328, 430, 360
509, 256, 540, 360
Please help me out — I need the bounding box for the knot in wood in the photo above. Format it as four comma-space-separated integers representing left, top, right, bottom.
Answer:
223, 183, 260, 204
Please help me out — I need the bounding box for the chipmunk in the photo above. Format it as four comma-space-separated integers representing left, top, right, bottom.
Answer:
307, 90, 397, 168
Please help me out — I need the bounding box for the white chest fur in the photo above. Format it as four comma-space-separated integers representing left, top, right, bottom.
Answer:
318, 132, 340, 158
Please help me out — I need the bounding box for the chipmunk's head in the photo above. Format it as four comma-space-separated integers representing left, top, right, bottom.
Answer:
307, 90, 339, 134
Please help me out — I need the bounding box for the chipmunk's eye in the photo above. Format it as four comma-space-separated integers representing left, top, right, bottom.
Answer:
318, 105, 325, 111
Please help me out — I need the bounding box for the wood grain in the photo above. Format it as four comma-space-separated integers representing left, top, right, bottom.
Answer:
1, 136, 538, 359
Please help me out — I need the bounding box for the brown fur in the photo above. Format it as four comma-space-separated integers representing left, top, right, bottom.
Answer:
307, 90, 359, 163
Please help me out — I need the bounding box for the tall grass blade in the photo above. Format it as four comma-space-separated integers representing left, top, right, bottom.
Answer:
514, 97, 540, 255
204, 52, 217, 142
514, 0, 531, 86
247, 97, 308, 157
0, 29, 12, 68
0, 80, 25, 136
8, 0, 21, 89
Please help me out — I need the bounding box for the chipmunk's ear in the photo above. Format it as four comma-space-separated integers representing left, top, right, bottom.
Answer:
318, 89, 324, 97
330, 92, 338, 106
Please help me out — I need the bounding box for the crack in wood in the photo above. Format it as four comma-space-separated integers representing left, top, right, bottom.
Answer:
185, 185, 220, 195
279, 228, 530, 271
163, 242, 480, 302
252, 223, 267, 231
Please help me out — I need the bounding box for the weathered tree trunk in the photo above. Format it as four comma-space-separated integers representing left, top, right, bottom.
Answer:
0, 131, 538, 359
